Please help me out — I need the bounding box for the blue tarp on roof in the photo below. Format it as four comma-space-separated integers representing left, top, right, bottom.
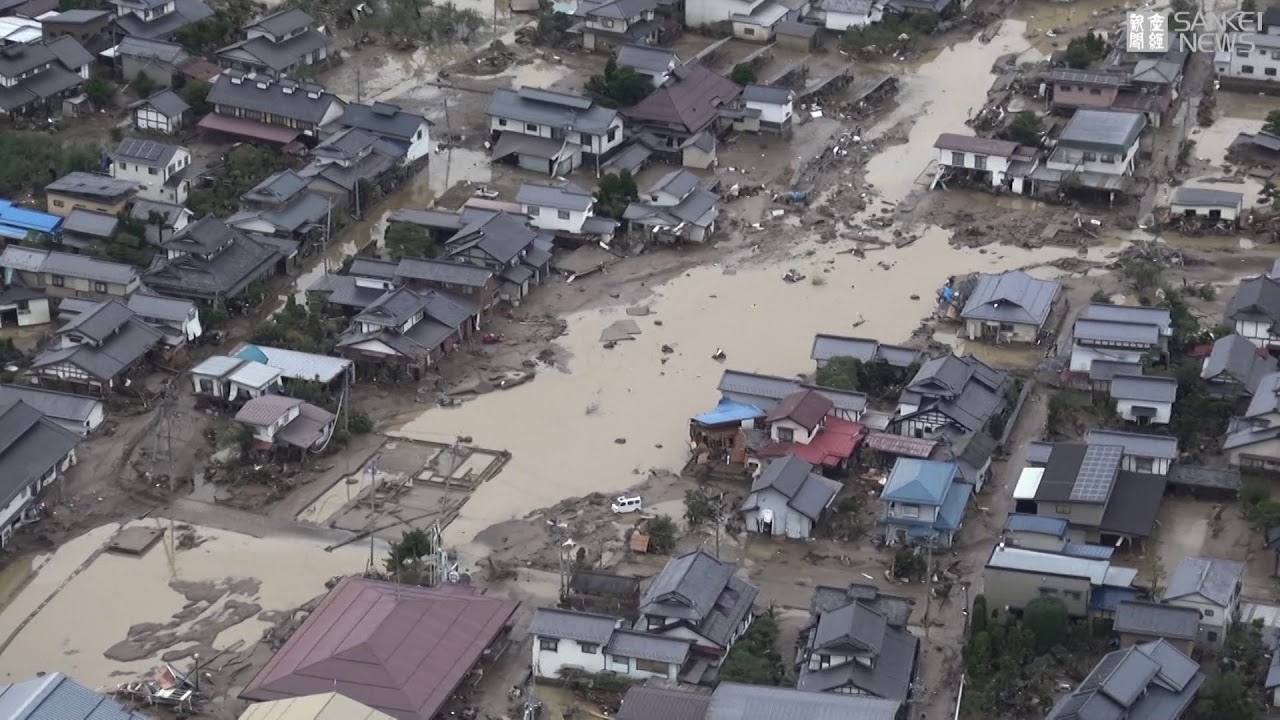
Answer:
1064, 541, 1115, 560
1090, 584, 1139, 613
0, 199, 61, 237
236, 344, 270, 365
693, 398, 765, 426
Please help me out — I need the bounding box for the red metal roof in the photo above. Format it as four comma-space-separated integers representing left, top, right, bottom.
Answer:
865, 432, 937, 459
198, 113, 300, 145
753, 418, 865, 467
241, 577, 518, 720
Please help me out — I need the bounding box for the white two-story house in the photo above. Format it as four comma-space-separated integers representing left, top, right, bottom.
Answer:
1046, 108, 1146, 177
635, 549, 759, 666
933, 133, 1036, 193
741, 84, 795, 135
109, 138, 191, 205
485, 87, 624, 175
579, 0, 660, 52
1214, 33, 1280, 85
109, 0, 213, 39
529, 608, 694, 682
1161, 556, 1243, 650
1225, 275, 1280, 348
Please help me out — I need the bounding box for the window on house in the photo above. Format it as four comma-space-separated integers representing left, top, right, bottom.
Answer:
539, 638, 559, 651
612, 655, 630, 666
51, 275, 64, 287
557, 209, 571, 220
776, 426, 795, 442
974, 155, 987, 171
603, 18, 614, 26
1269, 67, 1278, 77
148, 167, 157, 175
579, 642, 599, 654
198, 379, 214, 393
1100, 154, 1115, 163
607, 127, 618, 142
1207, 630, 1218, 642
1135, 457, 1154, 472
951, 151, 965, 166
1054, 504, 1071, 514
897, 504, 920, 519
743, 27, 755, 35
526, 123, 538, 132
94, 282, 106, 293
647, 617, 664, 631
1237, 46, 1251, 56
1203, 609, 1215, 617
527, 204, 541, 215
819, 654, 831, 668
1038, 587, 1059, 596
1082, 152, 1097, 162
1272, 50, 1280, 60
1243, 65, 1256, 73
52, 199, 64, 208
636, 659, 667, 674
1089, 88, 1102, 95
1063, 590, 1083, 601
498, 118, 507, 126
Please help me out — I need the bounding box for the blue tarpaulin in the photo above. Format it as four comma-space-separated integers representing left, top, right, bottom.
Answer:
0, 200, 61, 237
693, 399, 765, 426
236, 344, 270, 365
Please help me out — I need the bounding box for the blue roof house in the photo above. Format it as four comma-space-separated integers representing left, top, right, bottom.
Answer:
0, 200, 62, 240
880, 458, 972, 548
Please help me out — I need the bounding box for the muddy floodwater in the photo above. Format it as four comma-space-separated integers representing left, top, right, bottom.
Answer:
0, 521, 367, 687
402, 226, 1117, 565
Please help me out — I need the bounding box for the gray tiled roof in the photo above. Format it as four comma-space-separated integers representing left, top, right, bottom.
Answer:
742, 84, 793, 105
0, 245, 138, 285
0, 384, 100, 426
1202, 334, 1278, 393
354, 286, 429, 328
59, 299, 134, 343
247, 6, 314, 36
485, 87, 618, 135
0, 671, 148, 719
746, 455, 840, 522
235, 393, 301, 426
1045, 68, 1124, 86
1163, 556, 1244, 606
134, 87, 189, 118
712, 683, 900, 720
207, 71, 341, 125
1085, 429, 1178, 460
115, 35, 188, 63
797, 602, 917, 700
62, 208, 118, 239
617, 686, 711, 720
717, 369, 869, 416
336, 101, 431, 142
517, 182, 593, 211
113, 0, 213, 38
1226, 275, 1280, 326
243, 169, 311, 206
1003, 512, 1068, 537
145, 227, 280, 300
1074, 318, 1159, 344
45, 171, 138, 201
960, 270, 1060, 326
648, 169, 699, 199
616, 44, 678, 74
31, 316, 161, 380
606, 629, 692, 663
529, 607, 618, 645
1110, 374, 1177, 404
1113, 600, 1200, 640
1080, 303, 1172, 334
640, 548, 758, 648
1046, 640, 1203, 720
1058, 109, 1146, 153
1170, 186, 1244, 207
447, 211, 537, 266
219, 27, 330, 73
127, 291, 194, 323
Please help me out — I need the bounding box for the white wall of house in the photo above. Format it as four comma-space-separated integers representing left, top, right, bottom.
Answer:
769, 418, 815, 444
686, 0, 763, 27
1165, 595, 1236, 649
1227, 436, 1280, 470
403, 121, 433, 163
134, 106, 180, 133
823, 5, 881, 30
0, 296, 51, 327
525, 204, 588, 233
964, 318, 1038, 343
1233, 319, 1280, 347
937, 148, 1013, 187
532, 634, 609, 678
1170, 201, 1241, 222
1046, 139, 1140, 176
744, 487, 816, 539
744, 98, 793, 126
1217, 41, 1280, 82
111, 147, 192, 204
1069, 344, 1147, 373
1120, 454, 1170, 475
0, 447, 75, 546
1115, 398, 1172, 425
885, 500, 939, 524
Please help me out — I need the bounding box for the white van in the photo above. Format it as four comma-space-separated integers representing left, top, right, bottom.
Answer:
611, 495, 642, 514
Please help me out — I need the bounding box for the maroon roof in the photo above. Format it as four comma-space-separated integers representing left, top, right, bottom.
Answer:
241, 577, 518, 720
764, 389, 833, 432
624, 64, 742, 135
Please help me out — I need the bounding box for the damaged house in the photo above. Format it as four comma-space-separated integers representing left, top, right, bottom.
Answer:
517, 182, 618, 242
336, 286, 479, 378
794, 583, 920, 701
624, 169, 719, 243
234, 393, 335, 453
746, 388, 866, 474
530, 607, 693, 682
143, 216, 284, 305
1068, 303, 1171, 376
932, 134, 1039, 193
879, 458, 972, 548
890, 353, 1011, 442
635, 548, 758, 680
445, 211, 552, 303
1030, 108, 1147, 202
1224, 274, 1280, 349
958, 270, 1060, 344
27, 298, 163, 395
1200, 333, 1278, 396
0, 401, 80, 548
485, 87, 624, 175
623, 64, 742, 166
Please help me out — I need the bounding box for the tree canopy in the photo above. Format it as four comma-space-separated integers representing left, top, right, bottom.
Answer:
586, 60, 653, 109
384, 222, 440, 260
0, 134, 99, 198
1065, 33, 1107, 69
594, 171, 638, 219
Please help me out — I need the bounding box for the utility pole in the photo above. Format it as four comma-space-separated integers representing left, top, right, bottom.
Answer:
366, 454, 381, 574
356, 66, 363, 105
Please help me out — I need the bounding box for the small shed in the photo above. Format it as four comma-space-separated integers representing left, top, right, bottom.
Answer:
1110, 374, 1177, 426
130, 89, 190, 134
1169, 187, 1244, 224
681, 132, 717, 169
775, 21, 821, 51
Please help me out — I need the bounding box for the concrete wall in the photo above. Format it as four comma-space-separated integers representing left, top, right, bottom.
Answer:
1228, 437, 1280, 471
525, 204, 587, 233
45, 192, 129, 218
1069, 344, 1147, 373
745, 488, 816, 539
937, 148, 1013, 186
1047, 138, 1140, 176
1170, 202, 1241, 222
965, 318, 1039, 343
1036, 500, 1106, 529
1052, 83, 1119, 109
823, 6, 880, 30
1115, 398, 1172, 425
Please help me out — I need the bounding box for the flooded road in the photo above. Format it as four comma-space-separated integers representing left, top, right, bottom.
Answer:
401, 225, 1109, 566
862, 20, 1042, 206
0, 522, 366, 686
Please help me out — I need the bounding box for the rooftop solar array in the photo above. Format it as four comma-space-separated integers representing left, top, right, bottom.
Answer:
1070, 444, 1123, 503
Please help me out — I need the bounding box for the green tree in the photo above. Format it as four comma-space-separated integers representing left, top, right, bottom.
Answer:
585, 60, 653, 109
731, 63, 756, 85
1022, 596, 1069, 651
815, 356, 901, 394
684, 487, 717, 527
1004, 111, 1043, 146
179, 79, 212, 116
1264, 110, 1280, 137
188, 144, 285, 217
593, 170, 638, 219
718, 614, 784, 686
970, 594, 989, 637
384, 222, 440, 260
647, 515, 677, 554
131, 71, 158, 98
1190, 672, 1260, 720
1065, 33, 1106, 69
384, 528, 437, 577
966, 631, 993, 680
84, 77, 115, 108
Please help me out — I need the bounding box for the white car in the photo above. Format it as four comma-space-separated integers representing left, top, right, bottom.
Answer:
611, 495, 642, 514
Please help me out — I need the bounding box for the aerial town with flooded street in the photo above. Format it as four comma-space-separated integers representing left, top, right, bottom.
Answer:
10, 0, 1280, 717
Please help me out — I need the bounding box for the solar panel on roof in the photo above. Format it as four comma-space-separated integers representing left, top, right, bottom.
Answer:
1070, 444, 1123, 502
